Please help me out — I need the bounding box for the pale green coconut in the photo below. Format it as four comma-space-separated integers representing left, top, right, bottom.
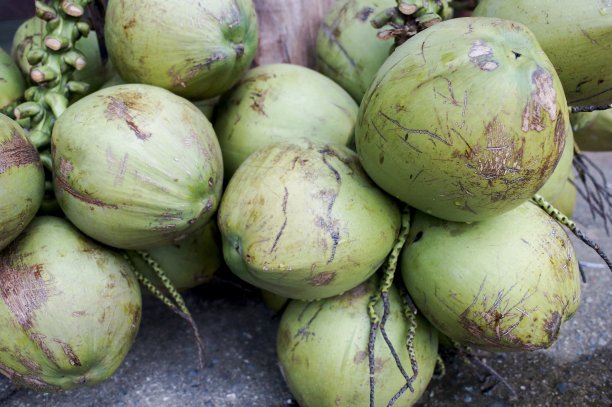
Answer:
277, 277, 438, 406
126, 219, 222, 292
0, 47, 25, 115
572, 110, 612, 151
105, 0, 258, 100
214, 63, 359, 178
0, 216, 141, 392
51, 84, 223, 250
315, 0, 396, 102
550, 173, 577, 217
0, 114, 44, 250
356, 17, 569, 222
401, 201, 581, 352
474, 0, 612, 106
218, 138, 401, 300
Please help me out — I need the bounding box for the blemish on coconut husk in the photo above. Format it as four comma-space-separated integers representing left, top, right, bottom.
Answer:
468, 41, 498, 71
55, 176, 119, 209
59, 157, 73, 179
271, 187, 289, 253
249, 89, 268, 116
104, 94, 151, 140
16, 353, 42, 375
29, 333, 58, 365
53, 339, 82, 367
465, 118, 524, 180
0, 130, 41, 174
0, 361, 52, 392
306, 271, 336, 286
0, 253, 50, 330
521, 67, 558, 132
543, 311, 562, 343
554, 113, 566, 155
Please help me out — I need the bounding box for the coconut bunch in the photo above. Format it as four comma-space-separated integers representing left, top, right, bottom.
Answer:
0, 0, 611, 404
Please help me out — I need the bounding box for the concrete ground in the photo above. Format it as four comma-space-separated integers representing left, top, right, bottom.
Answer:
1, 18, 611, 407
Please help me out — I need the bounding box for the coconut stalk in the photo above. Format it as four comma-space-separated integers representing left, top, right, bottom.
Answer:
252, 0, 336, 68
371, 0, 453, 51
13, 0, 93, 150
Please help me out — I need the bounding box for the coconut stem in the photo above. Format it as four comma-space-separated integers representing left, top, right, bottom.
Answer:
123, 252, 206, 381
14, 0, 92, 148
373, 0, 452, 49
451, 342, 518, 400
368, 206, 412, 407
433, 354, 446, 378
531, 194, 612, 273
570, 104, 612, 113
572, 151, 612, 232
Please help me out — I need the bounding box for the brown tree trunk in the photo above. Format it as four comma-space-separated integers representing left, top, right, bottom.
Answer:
252, 0, 337, 69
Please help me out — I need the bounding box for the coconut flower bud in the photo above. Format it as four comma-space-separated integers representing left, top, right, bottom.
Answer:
26, 48, 47, 66
61, 1, 85, 17
63, 49, 87, 70
30, 65, 58, 83
66, 80, 90, 94
35, 1, 57, 20
44, 35, 70, 51
13, 102, 42, 120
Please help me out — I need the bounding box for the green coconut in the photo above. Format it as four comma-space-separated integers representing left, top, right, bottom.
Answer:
401, 201, 581, 352
0, 47, 25, 115
315, 0, 396, 102
214, 63, 359, 178
11, 17, 110, 96
473, 0, 612, 106
104, 0, 258, 100
356, 17, 569, 223
126, 219, 222, 292
0, 114, 44, 251
549, 173, 577, 217
0, 216, 141, 392
277, 277, 439, 407
572, 110, 612, 151
218, 138, 401, 300
100, 70, 219, 121
51, 84, 223, 250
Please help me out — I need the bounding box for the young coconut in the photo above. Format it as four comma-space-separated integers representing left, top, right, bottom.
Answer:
0, 48, 25, 116
572, 110, 612, 151
0, 216, 141, 392
218, 138, 401, 300
355, 17, 569, 223
315, 0, 396, 102
277, 277, 439, 407
473, 0, 612, 106
125, 219, 223, 293
0, 115, 44, 251
51, 84, 223, 250
400, 201, 581, 352
214, 63, 358, 178
104, 0, 258, 100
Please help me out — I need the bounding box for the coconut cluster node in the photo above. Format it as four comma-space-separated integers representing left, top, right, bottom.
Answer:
0, 0, 611, 404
